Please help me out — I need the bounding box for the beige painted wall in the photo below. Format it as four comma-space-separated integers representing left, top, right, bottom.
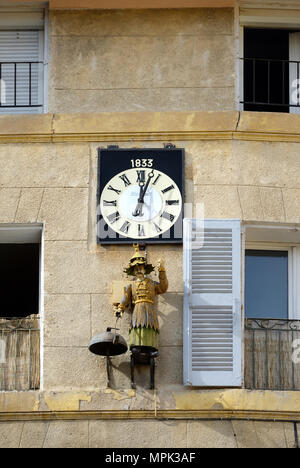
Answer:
39, 137, 300, 390
49, 9, 235, 113
1, 111, 300, 395
1, 111, 300, 447
0, 419, 297, 448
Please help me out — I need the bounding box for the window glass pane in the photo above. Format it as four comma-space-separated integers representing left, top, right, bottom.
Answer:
243, 28, 290, 113
245, 250, 288, 319
0, 243, 39, 318
0, 30, 43, 114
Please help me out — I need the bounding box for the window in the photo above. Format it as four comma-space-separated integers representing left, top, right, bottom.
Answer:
245, 250, 288, 319
244, 226, 300, 390
243, 28, 290, 113
0, 225, 42, 391
245, 224, 300, 320
0, 10, 47, 114
183, 220, 300, 389
0, 243, 40, 318
239, 8, 300, 113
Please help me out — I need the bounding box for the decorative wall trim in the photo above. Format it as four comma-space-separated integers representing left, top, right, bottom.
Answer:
49, 0, 235, 10
3, 132, 300, 144
0, 135, 52, 143
51, 131, 235, 143
0, 409, 300, 422
1, 111, 300, 144
233, 132, 300, 144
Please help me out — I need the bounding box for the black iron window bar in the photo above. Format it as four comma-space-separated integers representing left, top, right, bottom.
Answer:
240, 57, 300, 109
0, 61, 43, 108
245, 318, 300, 391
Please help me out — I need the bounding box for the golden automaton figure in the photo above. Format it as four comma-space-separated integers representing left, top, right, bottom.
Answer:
116, 244, 168, 354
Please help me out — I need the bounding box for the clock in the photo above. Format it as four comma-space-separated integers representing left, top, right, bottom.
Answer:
97, 148, 184, 244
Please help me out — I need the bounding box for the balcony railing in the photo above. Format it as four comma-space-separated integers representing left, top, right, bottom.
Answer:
0, 61, 43, 109
245, 318, 300, 391
0, 316, 40, 391
240, 57, 300, 112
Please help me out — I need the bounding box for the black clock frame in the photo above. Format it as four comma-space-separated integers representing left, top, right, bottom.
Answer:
97, 147, 185, 244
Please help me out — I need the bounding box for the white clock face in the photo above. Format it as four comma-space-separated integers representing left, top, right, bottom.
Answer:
100, 168, 182, 239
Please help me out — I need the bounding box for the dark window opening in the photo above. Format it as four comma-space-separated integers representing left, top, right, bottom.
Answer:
245, 250, 288, 319
243, 28, 290, 113
0, 244, 39, 318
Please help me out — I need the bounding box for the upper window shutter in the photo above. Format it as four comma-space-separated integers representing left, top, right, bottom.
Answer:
0, 16, 44, 114
240, 8, 300, 28
183, 219, 242, 387
0, 11, 44, 30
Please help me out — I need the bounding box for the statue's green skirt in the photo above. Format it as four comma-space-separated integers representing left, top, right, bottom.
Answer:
129, 327, 158, 350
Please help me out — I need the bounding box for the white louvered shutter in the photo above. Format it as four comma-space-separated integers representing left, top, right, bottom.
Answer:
0, 30, 43, 114
183, 219, 242, 387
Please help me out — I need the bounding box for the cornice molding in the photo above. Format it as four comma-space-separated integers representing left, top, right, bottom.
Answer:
1, 111, 300, 144
49, 0, 235, 10
51, 131, 235, 143
2, 131, 300, 144
0, 409, 300, 422
233, 131, 300, 144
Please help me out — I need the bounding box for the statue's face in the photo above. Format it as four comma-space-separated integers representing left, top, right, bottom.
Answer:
134, 264, 146, 278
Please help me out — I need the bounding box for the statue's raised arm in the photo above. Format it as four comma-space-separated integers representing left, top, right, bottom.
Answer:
155, 258, 168, 296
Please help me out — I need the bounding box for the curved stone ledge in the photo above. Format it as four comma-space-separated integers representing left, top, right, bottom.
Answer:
0, 111, 300, 143
0, 388, 300, 421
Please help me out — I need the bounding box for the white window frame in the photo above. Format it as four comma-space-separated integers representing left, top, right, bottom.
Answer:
236, 4, 300, 112
244, 224, 300, 321
0, 223, 44, 390
0, 7, 49, 114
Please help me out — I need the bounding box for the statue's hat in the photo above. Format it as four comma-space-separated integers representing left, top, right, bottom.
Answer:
124, 244, 154, 276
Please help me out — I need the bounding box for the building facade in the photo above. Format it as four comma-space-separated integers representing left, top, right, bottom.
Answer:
0, 0, 300, 448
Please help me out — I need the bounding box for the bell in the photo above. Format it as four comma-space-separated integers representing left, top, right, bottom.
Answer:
89, 328, 128, 357
88, 328, 128, 388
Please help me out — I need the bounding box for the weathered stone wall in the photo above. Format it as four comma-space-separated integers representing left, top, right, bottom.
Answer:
1, 110, 300, 447
49, 8, 235, 113
0, 419, 298, 448
1, 111, 300, 394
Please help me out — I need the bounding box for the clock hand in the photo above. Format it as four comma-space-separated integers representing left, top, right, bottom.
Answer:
139, 170, 154, 203
132, 170, 155, 217
132, 182, 145, 217
132, 202, 144, 217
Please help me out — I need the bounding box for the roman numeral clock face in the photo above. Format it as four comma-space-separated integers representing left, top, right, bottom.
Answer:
99, 167, 182, 241
97, 148, 184, 244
